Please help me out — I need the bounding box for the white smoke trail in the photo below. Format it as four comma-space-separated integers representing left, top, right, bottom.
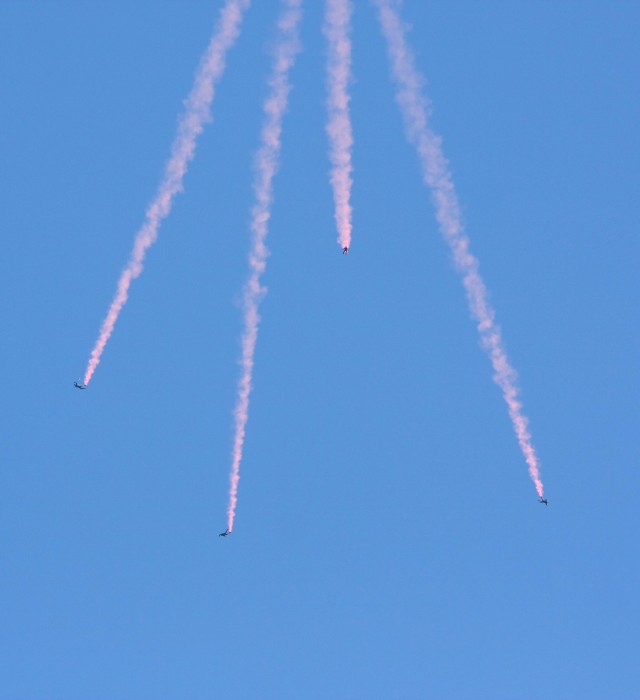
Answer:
324, 0, 354, 251
374, 0, 545, 497
83, 0, 250, 386
226, 0, 303, 532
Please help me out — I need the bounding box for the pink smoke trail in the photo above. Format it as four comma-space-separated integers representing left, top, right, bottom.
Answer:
82, 0, 250, 386
324, 0, 354, 251
374, 0, 545, 498
226, 0, 302, 532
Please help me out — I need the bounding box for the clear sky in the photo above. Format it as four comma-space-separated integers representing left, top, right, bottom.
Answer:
1, 1, 639, 698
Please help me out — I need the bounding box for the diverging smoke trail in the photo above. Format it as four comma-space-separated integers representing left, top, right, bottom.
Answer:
324, 0, 354, 251
82, 0, 250, 386
226, 0, 302, 533
373, 0, 545, 498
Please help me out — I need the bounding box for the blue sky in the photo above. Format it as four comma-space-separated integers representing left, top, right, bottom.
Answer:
1, 1, 639, 698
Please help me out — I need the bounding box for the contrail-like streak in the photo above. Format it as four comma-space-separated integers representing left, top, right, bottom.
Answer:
226, 0, 303, 532
83, 0, 250, 386
374, 0, 545, 497
324, 0, 354, 251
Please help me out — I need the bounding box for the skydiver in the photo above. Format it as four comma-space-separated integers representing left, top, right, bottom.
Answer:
342, 246, 349, 255
74, 382, 87, 390
219, 528, 230, 537
539, 497, 548, 506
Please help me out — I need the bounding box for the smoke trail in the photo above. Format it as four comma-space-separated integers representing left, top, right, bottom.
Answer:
226, 0, 302, 532
373, 0, 545, 497
324, 0, 354, 251
83, 0, 250, 386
